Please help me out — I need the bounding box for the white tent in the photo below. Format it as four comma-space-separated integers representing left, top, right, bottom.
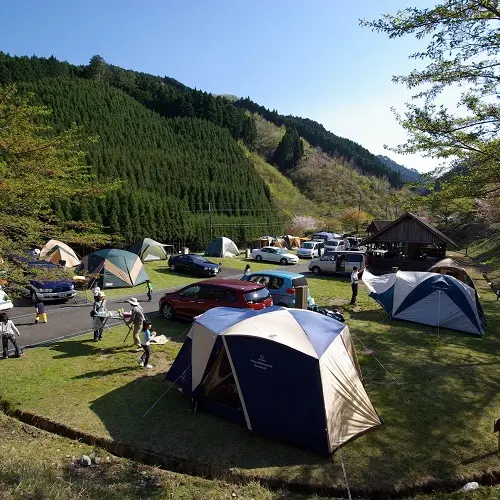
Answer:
128, 238, 173, 262
205, 237, 239, 257
39, 239, 81, 268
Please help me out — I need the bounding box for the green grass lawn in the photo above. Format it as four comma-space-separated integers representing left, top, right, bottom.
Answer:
2, 262, 499, 494
458, 234, 500, 284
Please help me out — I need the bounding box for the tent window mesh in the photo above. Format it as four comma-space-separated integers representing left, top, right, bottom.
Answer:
201, 346, 242, 411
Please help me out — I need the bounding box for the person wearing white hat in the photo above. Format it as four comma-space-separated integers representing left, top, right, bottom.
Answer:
126, 298, 145, 350
92, 292, 107, 341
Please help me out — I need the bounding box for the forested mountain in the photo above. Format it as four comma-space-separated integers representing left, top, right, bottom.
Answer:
0, 51, 408, 247
234, 98, 404, 188
376, 155, 422, 182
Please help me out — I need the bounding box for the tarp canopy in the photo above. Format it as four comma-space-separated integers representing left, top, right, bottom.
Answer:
167, 306, 381, 455
128, 238, 173, 262
40, 239, 80, 268
81, 249, 149, 288
362, 270, 485, 336
205, 237, 239, 257
427, 258, 475, 288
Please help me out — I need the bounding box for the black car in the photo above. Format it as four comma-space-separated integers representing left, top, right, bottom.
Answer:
168, 254, 221, 277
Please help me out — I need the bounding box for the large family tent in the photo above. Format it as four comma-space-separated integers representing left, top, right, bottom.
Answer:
427, 258, 475, 288
166, 306, 381, 455
362, 270, 485, 336
128, 238, 173, 262
205, 237, 239, 257
81, 249, 149, 288
39, 239, 81, 268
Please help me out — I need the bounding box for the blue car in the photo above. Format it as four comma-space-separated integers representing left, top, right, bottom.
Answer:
241, 270, 314, 308
23, 261, 76, 302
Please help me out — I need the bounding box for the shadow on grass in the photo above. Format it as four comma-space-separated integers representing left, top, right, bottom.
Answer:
72, 366, 138, 380
90, 373, 330, 475
48, 339, 101, 359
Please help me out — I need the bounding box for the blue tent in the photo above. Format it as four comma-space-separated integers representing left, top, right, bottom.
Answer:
363, 270, 485, 336
166, 307, 381, 455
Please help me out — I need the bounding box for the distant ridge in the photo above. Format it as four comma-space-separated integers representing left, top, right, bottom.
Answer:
376, 155, 422, 183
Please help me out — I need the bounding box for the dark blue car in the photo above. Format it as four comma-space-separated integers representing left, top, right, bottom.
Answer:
168, 254, 221, 277
23, 261, 76, 302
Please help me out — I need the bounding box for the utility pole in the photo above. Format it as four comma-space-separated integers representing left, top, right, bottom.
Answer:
208, 202, 213, 241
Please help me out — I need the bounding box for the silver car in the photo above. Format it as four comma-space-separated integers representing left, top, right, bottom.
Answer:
308, 251, 366, 275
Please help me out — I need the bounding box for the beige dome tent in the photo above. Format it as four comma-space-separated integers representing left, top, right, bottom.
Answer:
427, 258, 475, 288
40, 239, 81, 268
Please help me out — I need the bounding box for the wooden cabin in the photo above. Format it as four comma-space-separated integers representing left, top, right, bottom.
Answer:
366, 219, 391, 234
361, 212, 458, 273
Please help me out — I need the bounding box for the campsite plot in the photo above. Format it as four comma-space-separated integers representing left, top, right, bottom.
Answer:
0, 265, 498, 494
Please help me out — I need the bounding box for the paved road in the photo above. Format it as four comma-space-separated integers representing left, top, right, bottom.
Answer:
9, 261, 311, 349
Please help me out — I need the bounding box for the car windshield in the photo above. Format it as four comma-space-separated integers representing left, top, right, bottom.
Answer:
192, 256, 209, 263
301, 242, 314, 249
328, 240, 340, 246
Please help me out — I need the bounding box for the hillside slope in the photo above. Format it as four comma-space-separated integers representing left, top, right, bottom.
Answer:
12, 77, 277, 246
252, 114, 404, 219
377, 155, 422, 182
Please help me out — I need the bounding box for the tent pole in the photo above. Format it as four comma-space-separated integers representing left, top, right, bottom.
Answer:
437, 291, 441, 339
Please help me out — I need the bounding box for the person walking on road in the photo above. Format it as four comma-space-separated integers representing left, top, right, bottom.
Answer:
243, 264, 251, 278
126, 298, 145, 351
137, 320, 155, 369
350, 266, 360, 305
34, 298, 47, 324
92, 292, 107, 341
146, 280, 153, 302
0, 312, 24, 359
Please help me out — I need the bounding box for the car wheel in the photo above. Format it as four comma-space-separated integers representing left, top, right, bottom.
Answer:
255, 255, 262, 262
277, 302, 288, 308
312, 266, 321, 275
30, 290, 38, 302
161, 303, 175, 320
170, 264, 176, 271
280, 258, 287, 265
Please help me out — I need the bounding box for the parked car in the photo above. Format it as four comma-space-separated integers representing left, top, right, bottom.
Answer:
308, 251, 366, 275
241, 270, 314, 308
324, 239, 347, 253
23, 261, 76, 302
297, 241, 324, 259
168, 254, 221, 277
159, 279, 273, 320
0, 287, 13, 311
251, 246, 299, 265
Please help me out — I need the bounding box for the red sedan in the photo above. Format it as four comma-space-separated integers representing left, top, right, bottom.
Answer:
159, 279, 273, 320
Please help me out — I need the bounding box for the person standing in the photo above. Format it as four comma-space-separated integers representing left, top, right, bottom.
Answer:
92, 292, 107, 341
137, 320, 155, 369
350, 266, 360, 305
243, 264, 251, 278
146, 280, 153, 302
126, 298, 145, 351
34, 298, 47, 324
91, 281, 101, 301
0, 313, 24, 359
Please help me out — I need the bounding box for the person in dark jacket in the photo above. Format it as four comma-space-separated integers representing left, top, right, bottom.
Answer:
34, 299, 47, 324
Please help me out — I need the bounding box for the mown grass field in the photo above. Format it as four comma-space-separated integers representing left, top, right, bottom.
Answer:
1, 259, 499, 495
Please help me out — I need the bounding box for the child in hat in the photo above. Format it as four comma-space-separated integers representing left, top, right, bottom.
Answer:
34, 298, 47, 324
137, 320, 155, 369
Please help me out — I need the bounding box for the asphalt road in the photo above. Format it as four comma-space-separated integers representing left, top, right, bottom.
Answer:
9, 261, 311, 349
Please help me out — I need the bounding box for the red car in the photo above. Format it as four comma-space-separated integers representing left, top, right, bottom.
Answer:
159, 279, 273, 320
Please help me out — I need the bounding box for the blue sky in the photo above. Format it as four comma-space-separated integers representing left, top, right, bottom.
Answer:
3, 0, 437, 171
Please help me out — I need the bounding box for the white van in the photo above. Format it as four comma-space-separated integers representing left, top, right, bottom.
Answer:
325, 239, 347, 253
308, 251, 366, 275
297, 240, 324, 259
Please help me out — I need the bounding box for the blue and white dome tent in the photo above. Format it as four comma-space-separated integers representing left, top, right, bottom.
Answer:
362, 270, 485, 336
166, 306, 381, 455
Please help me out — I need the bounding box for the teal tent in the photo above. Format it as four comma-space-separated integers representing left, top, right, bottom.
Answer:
81, 249, 149, 289
205, 237, 239, 257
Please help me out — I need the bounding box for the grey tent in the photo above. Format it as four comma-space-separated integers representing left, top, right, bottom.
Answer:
205, 237, 239, 257
128, 238, 173, 262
